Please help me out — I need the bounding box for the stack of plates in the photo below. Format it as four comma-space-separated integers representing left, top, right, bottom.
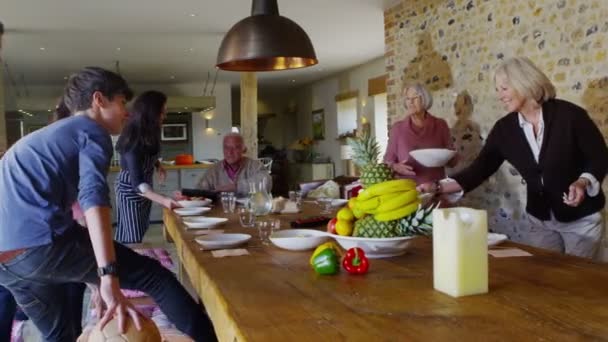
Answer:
178, 199, 213, 208
174, 207, 211, 216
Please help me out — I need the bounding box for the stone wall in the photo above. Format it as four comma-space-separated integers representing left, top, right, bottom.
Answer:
384, 0, 608, 248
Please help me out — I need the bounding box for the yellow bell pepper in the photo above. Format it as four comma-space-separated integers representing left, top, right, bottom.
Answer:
309, 242, 342, 266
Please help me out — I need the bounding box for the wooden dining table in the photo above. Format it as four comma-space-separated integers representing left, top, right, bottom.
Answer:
163, 204, 608, 341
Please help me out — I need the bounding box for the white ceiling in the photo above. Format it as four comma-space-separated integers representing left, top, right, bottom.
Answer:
1, 0, 396, 89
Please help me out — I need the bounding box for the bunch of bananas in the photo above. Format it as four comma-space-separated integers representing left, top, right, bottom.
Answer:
350, 179, 420, 222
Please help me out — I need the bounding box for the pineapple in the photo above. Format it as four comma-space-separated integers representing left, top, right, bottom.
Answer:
396, 203, 438, 237
347, 132, 393, 188
353, 215, 399, 238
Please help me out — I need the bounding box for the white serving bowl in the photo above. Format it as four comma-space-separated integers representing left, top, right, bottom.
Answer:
409, 148, 456, 168
195, 233, 251, 250
330, 234, 416, 258
178, 199, 212, 208
269, 229, 330, 251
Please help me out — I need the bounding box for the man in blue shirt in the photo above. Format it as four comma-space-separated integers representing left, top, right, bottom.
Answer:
0, 67, 214, 341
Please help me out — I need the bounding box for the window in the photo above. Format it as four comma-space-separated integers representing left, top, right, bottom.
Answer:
373, 93, 388, 155
337, 98, 357, 137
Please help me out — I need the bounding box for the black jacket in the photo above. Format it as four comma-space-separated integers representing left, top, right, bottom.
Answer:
453, 99, 608, 222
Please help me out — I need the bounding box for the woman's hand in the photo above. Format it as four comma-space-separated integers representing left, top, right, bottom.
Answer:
417, 182, 438, 194
173, 191, 188, 200
392, 161, 416, 177
162, 197, 181, 209
563, 178, 588, 207
98, 276, 142, 333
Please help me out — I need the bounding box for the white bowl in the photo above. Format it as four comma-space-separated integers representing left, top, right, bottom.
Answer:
178, 199, 212, 208
183, 217, 228, 229
173, 207, 211, 216
331, 199, 349, 207
269, 229, 330, 251
330, 234, 416, 258
195, 233, 251, 250
409, 148, 456, 167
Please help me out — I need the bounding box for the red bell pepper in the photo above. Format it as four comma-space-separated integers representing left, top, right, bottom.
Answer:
342, 247, 369, 275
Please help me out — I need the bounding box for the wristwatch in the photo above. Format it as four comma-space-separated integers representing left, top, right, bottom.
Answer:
97, 262, 119, 277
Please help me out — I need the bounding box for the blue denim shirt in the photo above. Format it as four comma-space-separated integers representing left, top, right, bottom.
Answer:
0, 115, 112, 251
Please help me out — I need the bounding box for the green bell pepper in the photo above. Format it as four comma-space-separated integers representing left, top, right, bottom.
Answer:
311, 248, 339, 275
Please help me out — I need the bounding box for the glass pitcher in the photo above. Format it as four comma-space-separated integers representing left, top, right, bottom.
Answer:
248, 176, 272, 216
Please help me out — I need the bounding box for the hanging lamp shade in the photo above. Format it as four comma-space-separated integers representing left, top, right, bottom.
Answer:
216, 0, 318, 71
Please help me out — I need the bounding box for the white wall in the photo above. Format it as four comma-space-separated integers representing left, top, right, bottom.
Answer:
291, 57, 386, 176
3, 81, 232, 160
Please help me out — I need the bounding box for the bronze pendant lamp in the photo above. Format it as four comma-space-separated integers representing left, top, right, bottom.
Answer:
216, 0, 318, 71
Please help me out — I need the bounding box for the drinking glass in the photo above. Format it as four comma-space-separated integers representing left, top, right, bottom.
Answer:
317, 197, 333, 214
221, 192, 236, 214
256, 221, 272, 245
269, 219, 281, 233
238, 207, 256, 228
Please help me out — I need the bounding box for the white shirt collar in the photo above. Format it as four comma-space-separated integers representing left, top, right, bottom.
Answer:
517, 108, 544, 127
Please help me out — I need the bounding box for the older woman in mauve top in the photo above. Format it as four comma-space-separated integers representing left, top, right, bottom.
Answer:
384, 83, 458, 184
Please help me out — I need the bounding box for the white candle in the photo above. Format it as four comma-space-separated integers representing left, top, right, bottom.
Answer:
433, 207, 488, 297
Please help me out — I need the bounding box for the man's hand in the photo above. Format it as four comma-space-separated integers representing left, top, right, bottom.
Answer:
563, 178, 588, 207
173, 191, 188, 200
392, 161, 416, 177
98, 276, 142, 333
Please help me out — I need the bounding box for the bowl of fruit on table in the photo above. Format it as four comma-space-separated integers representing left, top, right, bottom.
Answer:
328, 134, 437, 258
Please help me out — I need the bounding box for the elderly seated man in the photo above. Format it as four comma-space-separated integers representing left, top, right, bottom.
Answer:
177, 133, 271, 198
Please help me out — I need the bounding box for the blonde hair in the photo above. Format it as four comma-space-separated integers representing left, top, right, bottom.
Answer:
494, 57, 556, 103
402, 82, 433, 110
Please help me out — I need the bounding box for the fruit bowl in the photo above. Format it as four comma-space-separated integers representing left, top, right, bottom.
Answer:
409, 148, 456, 167
330, 234, 416, 258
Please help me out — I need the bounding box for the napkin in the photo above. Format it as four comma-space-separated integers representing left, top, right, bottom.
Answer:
488, 248, 532, 258
211, 249, 250, 258
280, 201, 300, 214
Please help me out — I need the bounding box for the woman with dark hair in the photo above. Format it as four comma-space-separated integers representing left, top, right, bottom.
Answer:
114, 90, 180, 243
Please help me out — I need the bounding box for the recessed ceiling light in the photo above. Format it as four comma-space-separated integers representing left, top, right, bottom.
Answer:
184, 107, 189, 109
170, 75, 175, 79
291, 79, 296, 83
39, 47, 46, 51
189, 13, 197, 17
116, 47, 121, 51
63, 76, 68, 80
47, 109, 52, 112
188, 48, 194, 52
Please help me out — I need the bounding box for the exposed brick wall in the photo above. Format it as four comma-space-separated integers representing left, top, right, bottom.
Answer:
384, 0, 608, 247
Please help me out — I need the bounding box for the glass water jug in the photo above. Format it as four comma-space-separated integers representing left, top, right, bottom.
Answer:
248, 176, 272, 216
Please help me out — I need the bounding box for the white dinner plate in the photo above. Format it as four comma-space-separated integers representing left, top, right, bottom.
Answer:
173, 207, 211, 216
182, 217, 228, 229
195, 234, 252, 250
488, 233, 508, 246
